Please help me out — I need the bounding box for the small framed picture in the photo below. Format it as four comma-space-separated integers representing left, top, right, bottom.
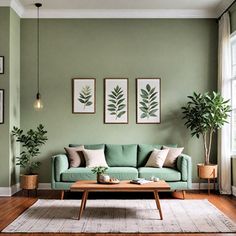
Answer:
0, 56, 4, 74
0, 89, 4, 124
104, 78, 128, 124
136, 78, 161, 124
72, 78, 96, 114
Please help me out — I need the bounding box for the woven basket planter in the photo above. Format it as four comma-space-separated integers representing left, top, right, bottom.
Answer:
197, 164, 217, 179
20, 174, 38, 190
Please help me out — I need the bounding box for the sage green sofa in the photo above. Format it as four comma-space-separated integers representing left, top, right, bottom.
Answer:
51, 144, 192, 191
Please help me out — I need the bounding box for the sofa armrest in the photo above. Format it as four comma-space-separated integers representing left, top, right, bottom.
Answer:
51, 154, 69, 184
176, 154, 192, 189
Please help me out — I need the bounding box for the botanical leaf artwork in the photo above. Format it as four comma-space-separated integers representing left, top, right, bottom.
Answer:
139, 84, 158, 119
108, 85, 126, 119
78, 85, 93, 110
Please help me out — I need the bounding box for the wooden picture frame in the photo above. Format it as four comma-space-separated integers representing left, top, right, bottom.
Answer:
0, 89, 4, 124
0, 56, 4, 74
104, 78, 129, 124
136, 78, 161, 124
72, 78, 96, 114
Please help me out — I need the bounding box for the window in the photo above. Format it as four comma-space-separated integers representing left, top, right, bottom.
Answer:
230, 35, 236, 153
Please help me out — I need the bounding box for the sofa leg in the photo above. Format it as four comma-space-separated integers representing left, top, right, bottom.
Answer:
182, 190, 186, 200
61, 190, 64, 200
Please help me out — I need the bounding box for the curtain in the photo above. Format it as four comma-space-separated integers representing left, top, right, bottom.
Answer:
218, 12, 231, 194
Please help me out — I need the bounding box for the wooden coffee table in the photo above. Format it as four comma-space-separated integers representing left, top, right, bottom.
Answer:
70, 180, 171, 220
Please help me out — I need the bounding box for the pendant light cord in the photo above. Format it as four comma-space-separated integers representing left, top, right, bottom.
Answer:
37, 4, 40, 95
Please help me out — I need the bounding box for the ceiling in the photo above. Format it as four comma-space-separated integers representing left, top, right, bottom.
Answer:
1, 0, 235, 18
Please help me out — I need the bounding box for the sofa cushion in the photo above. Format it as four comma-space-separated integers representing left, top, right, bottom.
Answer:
145, 149, 169, 168
138, 167, 181, 181
83, 149, 108, 167
137, 144, 177, 167
105, 144, 137, 167
61, 167, 138, 182
69, 144, 105, 150
106, 167, 138, 180
162, 146, 184, 168
64, 146, 85, 167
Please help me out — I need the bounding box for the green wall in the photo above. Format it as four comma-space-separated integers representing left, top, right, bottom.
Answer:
0, 8, 10, 187
21, 19, 218, 183
0, 7, 20, 187
9, 9, 20, 186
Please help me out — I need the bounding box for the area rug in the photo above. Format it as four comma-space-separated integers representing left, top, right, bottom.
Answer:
2, 199, 236, 233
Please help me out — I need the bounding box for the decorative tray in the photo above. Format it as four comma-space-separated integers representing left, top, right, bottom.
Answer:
99, 179, 120, 184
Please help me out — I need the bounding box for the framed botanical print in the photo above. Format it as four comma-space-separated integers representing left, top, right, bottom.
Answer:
104, 78, 128, 124
0, 56, 4, 74
136, 78, 161, 124
72, 78, 96, 113
0, 89, 4, 124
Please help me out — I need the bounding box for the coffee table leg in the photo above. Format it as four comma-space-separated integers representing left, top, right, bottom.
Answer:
153, 190, 163, 220
83, 191, 88, 210
78, 190, 88, 220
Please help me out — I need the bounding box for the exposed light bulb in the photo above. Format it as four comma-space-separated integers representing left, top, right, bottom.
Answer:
33, 93, 43, 111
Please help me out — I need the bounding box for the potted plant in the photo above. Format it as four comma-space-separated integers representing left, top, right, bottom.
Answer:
182, 92, 231, 179
12, 124, 48, 190
91, 166, 109, 183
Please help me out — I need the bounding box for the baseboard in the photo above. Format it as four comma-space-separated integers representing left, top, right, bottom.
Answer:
11, 183, 20, 195
192, 182, 218, 190
0, 187, 12, 196
38, 183, 51, 190
232, 186, 236, 196
0, 183, 20, 197
0, 183, 50, 196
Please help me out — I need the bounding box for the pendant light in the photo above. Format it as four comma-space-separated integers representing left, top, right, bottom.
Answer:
33, 3, 43, 111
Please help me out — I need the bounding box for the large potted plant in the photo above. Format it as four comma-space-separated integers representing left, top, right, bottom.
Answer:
182, 92, 231, 179
12, 124, 48, 190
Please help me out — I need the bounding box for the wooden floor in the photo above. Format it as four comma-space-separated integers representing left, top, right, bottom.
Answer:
0, 190, 235, 236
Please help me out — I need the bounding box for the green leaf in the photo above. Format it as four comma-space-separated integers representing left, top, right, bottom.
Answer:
140, 107, 148, 112
140, 113, 147, 118
108, 104, 116, 108
117, 111, 126, 118
141, 89, 148, 96
146, 84, 151, 92
118, 104, 126, 111
108, 108, 116, 111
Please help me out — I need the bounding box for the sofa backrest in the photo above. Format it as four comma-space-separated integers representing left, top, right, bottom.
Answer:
69, 144, 105, 150
105, 144, 137, 167
68, 143, 178, 168
137, 144, 177, 167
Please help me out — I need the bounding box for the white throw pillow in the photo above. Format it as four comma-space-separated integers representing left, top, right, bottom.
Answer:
83, 149, 108, 168
145, 149, 169, 168
162, 146, 184, 168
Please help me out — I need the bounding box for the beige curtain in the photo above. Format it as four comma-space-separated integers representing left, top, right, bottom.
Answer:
218, 12, 231, 194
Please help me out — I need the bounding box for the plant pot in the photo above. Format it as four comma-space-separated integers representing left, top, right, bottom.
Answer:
97, 174, 103, 184
20, 174, 38, 190
96, 174, 110, 184
197, 163, 217, 179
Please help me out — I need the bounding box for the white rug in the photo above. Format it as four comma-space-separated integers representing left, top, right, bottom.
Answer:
2, 199, 236, 233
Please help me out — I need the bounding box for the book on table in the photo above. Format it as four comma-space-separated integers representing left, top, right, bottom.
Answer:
130, 178, 153, 185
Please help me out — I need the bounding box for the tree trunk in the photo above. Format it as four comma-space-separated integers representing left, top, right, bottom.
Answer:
203, 133, 208, 165
207, 129, 213, 165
